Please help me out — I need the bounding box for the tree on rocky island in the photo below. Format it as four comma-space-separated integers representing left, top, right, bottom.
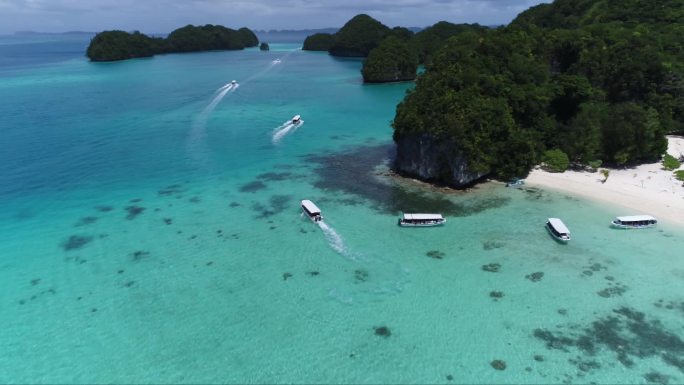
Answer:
302, 33, 335, 51
391, 0, 683, 187
328, 14, 390, 57
361, 36, 418, 83
86, 30, 164, 61
86, 25, 259, 62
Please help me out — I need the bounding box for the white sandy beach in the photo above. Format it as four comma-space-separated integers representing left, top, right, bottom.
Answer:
526, 136, 684, 226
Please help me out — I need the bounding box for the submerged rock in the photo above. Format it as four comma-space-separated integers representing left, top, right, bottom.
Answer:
491, 360, 507, 370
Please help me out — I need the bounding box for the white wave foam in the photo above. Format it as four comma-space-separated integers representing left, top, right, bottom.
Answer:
271, 120, 303, 144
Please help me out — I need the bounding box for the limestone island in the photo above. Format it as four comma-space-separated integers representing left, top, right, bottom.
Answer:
86, 25, 259, 62
389, 0, 684, 195
304, 14, 484, 84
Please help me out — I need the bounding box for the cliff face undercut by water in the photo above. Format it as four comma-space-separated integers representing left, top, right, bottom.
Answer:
394, 134, 489, 188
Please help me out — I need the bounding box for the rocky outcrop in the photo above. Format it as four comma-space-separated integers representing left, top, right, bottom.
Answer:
394, 134, 489, 188
260, 42, 270, 51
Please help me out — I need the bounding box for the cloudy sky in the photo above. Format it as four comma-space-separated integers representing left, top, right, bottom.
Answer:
0, 0, 551, 34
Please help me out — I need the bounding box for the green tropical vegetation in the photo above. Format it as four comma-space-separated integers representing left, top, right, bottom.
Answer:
87, 25, 258, 61
329, 14, 391, 57
601, 169, 610, 183
675, 170, 684, 182
392, 0, 684, 183
86, 31, 165, 61
542, 149, 570, 172
410, 21, 486, 64
663, 154, 681, 171
361, 36, 418, 83
302, 33, 335, 51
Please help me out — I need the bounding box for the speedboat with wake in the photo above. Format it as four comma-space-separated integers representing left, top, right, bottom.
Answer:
291, 115, 302, 125
301, 200, 323, 222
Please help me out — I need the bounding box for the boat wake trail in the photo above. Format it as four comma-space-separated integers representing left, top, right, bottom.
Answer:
317, 221, 354, 259
272, 120, 303, 144
186, 82, 239, 165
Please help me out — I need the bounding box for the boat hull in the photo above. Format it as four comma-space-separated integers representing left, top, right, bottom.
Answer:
398, 219, 446, 227
610, 221, 656, 229
546, 224, 570, 242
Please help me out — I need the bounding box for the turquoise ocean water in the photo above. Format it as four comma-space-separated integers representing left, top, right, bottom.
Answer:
1, 34, 683, 384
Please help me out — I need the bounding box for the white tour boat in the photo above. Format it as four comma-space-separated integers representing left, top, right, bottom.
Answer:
546, 218, 571, 242
292, 114, 301, 124
398, 213, 446, 227
301, 200, 322, 222
231, 80, 237, 85
611, 215, 657, 229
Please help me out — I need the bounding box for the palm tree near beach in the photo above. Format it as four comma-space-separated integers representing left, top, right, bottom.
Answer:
600, 169, 610, 183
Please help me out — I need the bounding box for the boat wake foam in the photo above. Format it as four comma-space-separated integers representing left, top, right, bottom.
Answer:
312, 219, 410, 305
317, 220, 352, 259
186, 82, 240, 165
272, 120, 303, 144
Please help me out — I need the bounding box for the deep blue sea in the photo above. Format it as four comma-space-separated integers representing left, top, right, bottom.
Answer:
1, 34, 683, 384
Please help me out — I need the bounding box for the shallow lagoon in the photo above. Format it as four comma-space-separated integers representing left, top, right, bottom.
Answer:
1, 36, 683, 384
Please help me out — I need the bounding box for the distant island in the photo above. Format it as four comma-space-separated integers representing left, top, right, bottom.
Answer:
86, 25, 258, 62
303, 15, 485, 84
387, 0, 684, 188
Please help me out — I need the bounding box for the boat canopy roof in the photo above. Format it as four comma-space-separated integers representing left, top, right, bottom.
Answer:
616, 215, 656, 222
293, 114, 301, 120
301, 200, 321, 214
403, 213, 444, 221
547, 218, 570, 234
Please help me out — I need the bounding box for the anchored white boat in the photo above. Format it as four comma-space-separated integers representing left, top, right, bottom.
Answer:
291, 115, 301, 124
611, 215, 657, 229
546, 218, 571, 242
301, 200, 322, 222
398, 213, 446, 227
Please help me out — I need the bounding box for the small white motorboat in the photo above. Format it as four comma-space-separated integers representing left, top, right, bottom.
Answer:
292, 114, 301, 125
611, 215, 657, 229
546, 218, 571, 243
301, 200, 322, 222
398, 213, 446, 227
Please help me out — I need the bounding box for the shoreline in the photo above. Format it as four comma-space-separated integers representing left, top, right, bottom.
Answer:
526, 136, 684, 227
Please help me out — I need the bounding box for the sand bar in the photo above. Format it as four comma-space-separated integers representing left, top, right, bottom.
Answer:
526, 136, 684, 226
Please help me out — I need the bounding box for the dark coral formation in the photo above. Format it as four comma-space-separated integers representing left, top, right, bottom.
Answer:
597, 282, 628, 298
282, 272, 292, 281
61, 235, 93, 251
354, 269, 369, 282
95, 205, 114, 212
239, 181, 267, 193
252, 195, 292, 219
374, 326, 391, 337
75, 216, 98, 226
257, 172, 292, 181
482, 240, 506, 250
125, 205, 145, 220
490, 360, 507, 370
533, 307, 684, 372
644, 371, 672, 384
526, 272, 544, 282
482, 263, 501, 273
426, 250, 445, 259
306, 144, 510, 215
490, 291, 504, 300
131, 250, 150, 261
158, 184, 184, 196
